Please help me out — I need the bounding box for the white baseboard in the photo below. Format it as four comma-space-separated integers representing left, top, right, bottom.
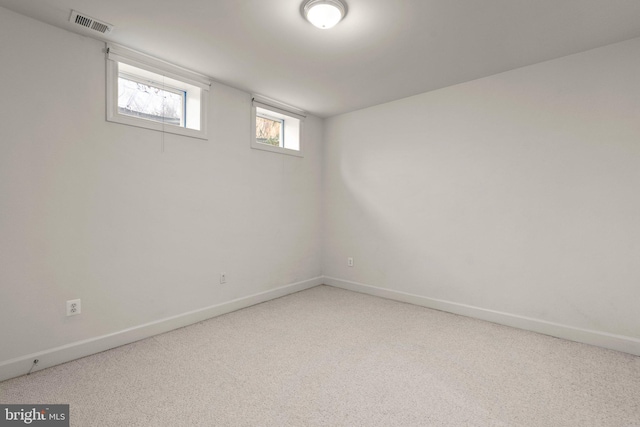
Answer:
0, 277, 323, 382
323, 276, 640, 357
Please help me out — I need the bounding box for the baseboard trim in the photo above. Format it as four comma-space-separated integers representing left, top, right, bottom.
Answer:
323, 276, 640, 357
0, 276, 323, 382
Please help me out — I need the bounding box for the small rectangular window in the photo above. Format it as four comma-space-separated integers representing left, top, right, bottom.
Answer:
251, 96, 305, 157
118, 73, 185, 127
256, 112, 283, 147
106, 43, 210, 140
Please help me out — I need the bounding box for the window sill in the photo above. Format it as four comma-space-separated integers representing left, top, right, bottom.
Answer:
107, 110, 208, 140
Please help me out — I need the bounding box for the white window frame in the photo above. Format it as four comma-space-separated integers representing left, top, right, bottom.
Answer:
106, 43, 211, 140
251, 96, 305, 157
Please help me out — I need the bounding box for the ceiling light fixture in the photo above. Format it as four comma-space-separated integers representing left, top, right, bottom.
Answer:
302, 0, 347, 30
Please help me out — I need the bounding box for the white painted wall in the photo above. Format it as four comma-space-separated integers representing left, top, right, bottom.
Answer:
0, 7, 323, 364
323, 37, 640, 340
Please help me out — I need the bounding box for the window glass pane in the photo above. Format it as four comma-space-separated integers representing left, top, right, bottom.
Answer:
256, 115, 283, 147
117, 77, 184, 126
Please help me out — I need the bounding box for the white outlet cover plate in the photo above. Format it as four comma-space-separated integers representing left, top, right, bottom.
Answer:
66, 299, 81, 316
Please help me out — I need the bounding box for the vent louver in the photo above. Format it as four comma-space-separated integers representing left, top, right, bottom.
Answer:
69, 10, 113, 34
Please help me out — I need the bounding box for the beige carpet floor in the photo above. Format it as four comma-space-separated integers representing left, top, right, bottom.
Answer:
1, 285, 639, 426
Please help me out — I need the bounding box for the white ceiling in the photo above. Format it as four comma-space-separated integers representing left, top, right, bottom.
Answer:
2, 0, 640, 117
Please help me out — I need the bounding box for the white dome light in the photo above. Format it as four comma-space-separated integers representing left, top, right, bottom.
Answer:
302, 0, 347, 30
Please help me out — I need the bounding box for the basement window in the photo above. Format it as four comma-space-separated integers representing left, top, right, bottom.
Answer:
251, 96, 305, 157
106, 43, 211, 140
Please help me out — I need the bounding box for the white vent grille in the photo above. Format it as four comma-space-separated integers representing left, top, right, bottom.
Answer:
69, 10, 113, 34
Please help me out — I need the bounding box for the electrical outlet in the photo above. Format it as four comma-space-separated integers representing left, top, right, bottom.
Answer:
347, 257, 354, 267
66, 299, 81, 316
220, 273, 227, 284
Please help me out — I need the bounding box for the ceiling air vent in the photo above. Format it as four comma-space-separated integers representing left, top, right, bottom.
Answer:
69, 10, 113, 34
